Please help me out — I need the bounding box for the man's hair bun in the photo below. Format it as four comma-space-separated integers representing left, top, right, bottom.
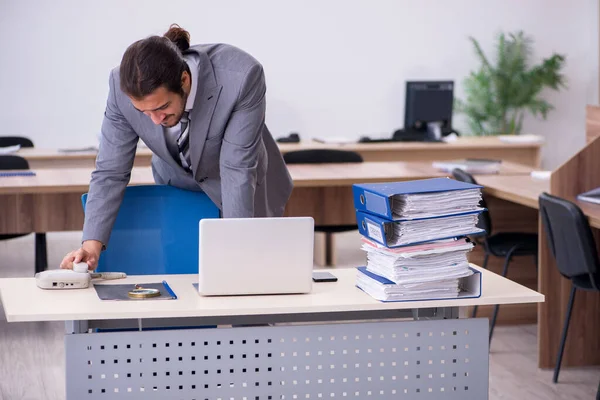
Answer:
163, 23, 190, 52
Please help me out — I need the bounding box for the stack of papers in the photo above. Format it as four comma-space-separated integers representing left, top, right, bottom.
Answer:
58, 146, 98, 153
498, 134, 544, 144
383, 213, 482, 246
432, 159, 501, 174
362, 238, 473, 274
352, 178, 484, 302
531, 170, 551, 180
356, 238, 476, 301
577, 187, 600, 205
360, 237, 474, 281
390, 189, 483, 220
312, 137, 356, 144
356, 267, 469, 301
0, 145, 21, 154
353, 177, 485, 221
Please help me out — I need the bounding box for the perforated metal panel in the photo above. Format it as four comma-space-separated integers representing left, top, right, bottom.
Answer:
66, 318, 488, 399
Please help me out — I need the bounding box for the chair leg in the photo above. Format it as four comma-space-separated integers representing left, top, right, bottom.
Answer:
489, 251, 514, 345
553, 285, 576, 384
35, 233, 48, 274
471, 253, 489, 318
325, 232, 334, 266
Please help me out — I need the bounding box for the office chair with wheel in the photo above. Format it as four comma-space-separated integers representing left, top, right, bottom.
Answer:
0, 154, 48, 273
539, 192, 600, 387
452, 168, 538, 344
283, 149, 363, 265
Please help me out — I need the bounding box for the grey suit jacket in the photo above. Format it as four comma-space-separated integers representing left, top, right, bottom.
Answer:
82, 44, 293, 247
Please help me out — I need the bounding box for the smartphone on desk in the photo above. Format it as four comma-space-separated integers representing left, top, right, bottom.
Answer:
312, 271, 338, 283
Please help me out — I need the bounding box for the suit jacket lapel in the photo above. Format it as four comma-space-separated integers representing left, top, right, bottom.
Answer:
186, 49, 223, 181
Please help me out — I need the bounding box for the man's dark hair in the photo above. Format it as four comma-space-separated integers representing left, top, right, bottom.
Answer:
120, 24, 191, 99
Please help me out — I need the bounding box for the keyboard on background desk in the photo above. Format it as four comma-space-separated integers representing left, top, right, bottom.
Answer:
358, 128, 448, 143
358, 136, 443, 143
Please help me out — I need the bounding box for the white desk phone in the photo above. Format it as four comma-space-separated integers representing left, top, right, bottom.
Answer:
35, 262, 126, 289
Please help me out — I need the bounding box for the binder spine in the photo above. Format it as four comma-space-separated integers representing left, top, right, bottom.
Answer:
356, 212, 389, 246
352, 186, 392, 219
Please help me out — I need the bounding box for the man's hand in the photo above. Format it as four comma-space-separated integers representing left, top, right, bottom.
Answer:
60, 240, 103, 271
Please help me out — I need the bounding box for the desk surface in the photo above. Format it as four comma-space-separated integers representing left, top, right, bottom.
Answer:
278, 136, 543, 152
15, 137, 542, 160
0, 266, 543, 323
476, 174, 600, 229
572, 199, 600, 229
476, 175, 549, 209
0, 161, 533, 194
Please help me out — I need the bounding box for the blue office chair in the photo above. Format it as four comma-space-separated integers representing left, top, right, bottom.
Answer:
81, 185, 220, 275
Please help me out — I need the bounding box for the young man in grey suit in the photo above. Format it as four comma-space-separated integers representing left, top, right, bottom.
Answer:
60, 25, 293, 270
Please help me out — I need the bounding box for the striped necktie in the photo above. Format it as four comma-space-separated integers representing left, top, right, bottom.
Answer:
176, 111, 192, 172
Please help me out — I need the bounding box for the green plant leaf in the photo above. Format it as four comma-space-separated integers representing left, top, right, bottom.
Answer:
454, 30, 566, 135
469, 36, 493, 72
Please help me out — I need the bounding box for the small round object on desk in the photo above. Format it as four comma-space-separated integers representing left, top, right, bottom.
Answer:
128, 288, 161, 299
73, 262, 89, 273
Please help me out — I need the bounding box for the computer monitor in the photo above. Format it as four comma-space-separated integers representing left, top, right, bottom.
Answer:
404, 81, 454, 136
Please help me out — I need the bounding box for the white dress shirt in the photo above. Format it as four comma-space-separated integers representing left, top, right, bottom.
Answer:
164, 52, 200, 164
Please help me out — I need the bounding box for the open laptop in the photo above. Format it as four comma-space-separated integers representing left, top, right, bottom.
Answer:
198, 217, 314, 296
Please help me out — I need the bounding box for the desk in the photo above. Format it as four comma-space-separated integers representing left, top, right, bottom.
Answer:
573, 200, 600, 229
474, 173, 600, 369
0, 161, 534, 233
0, 266, 543, 399
16, 137, 542, 169
476, 175, 600, 229
476, 175, 549, 210
0, 162, 537, 327
279, 137, 542, 166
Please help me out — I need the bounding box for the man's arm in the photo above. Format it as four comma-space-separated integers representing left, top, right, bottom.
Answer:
219, 63, 267, 218
82, 69, 139, 248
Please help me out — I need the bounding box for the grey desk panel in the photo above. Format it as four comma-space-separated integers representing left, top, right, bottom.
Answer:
66, 318, 489, 399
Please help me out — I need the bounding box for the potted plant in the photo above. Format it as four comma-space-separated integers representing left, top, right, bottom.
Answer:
455, 31, 566, 136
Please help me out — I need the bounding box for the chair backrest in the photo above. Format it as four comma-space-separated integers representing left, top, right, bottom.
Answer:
82, 185, 220, 275
0, 136, 34, 148
539, 192, 600, 290
451, 168, 492, 235
0, 155, 29, 170
283, 149, 363, 164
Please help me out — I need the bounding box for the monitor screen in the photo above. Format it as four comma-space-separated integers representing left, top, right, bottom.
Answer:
404, 81, 454, 133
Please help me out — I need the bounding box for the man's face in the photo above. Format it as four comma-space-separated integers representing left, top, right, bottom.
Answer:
129, 71, 191, 128
130, 86, 186, 128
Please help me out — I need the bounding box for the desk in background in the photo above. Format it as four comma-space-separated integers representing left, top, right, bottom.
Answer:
476, 175, 549, 211
477, 158, 600, 370
0, 161, 534, 232
0, 266, 543, 399
476, 174, 600, 231
279, 136, 542, 166
16, 136, 543, 169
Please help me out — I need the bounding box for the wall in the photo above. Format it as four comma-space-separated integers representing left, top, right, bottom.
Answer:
0, 0, 597, 168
